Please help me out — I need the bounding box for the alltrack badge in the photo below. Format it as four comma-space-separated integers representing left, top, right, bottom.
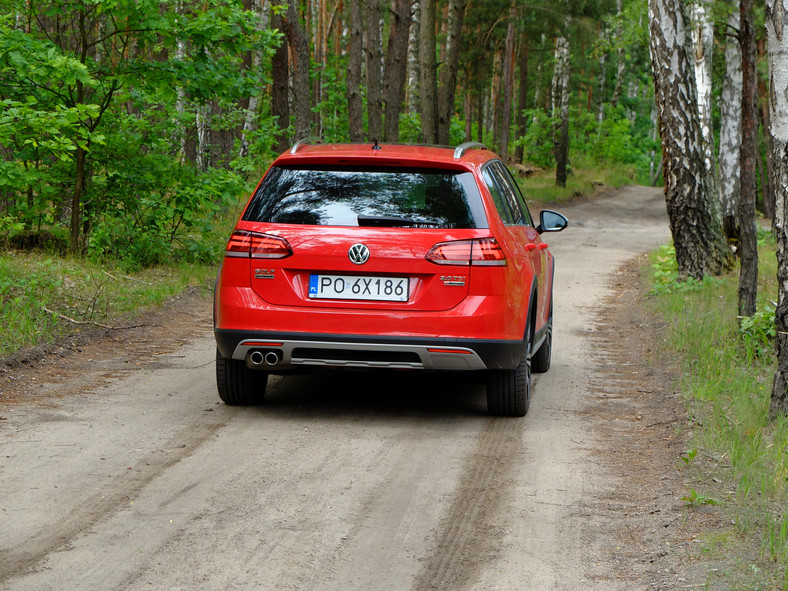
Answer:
348, 243, 370, 265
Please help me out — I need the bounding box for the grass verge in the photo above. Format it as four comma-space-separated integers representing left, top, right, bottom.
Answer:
0, 251, 215, 360
648, 236, 788, 590
517, 166, 641, 205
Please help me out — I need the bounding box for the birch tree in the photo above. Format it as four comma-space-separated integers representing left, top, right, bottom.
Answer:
648, 0, 731, 279
691, 1, 715, 177
552, 26, 571, 188
718, 7, 742, 241
767, 0, 788, 417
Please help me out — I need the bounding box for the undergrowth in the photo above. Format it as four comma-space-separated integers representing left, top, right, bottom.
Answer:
648, 239, 788, 590
0, 252, 215, 359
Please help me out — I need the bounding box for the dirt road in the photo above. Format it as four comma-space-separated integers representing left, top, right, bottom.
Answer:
1, 186, 687, 590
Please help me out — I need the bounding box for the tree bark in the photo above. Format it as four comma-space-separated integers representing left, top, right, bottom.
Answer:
271, 12, 290, 154
514, 39, 529, 163
719, 7, 742, 242
691, 1, 716, 179
418, 0, 438, 144
437, 0, 465, 145
738, 0, 758, 318
648, 0, 731, 279
767, 0, 788, 417
282, 1, 311, 141
498, 3, 516, 162
610, 0, 626, 107
365, 0, 383, 142
552, 29, 570, 188
346, 0, 364, 142
383, 0, 411, 142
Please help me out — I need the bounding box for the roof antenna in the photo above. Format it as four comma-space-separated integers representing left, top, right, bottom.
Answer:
372, 139, 381, 150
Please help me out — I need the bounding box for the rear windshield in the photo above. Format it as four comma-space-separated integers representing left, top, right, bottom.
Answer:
242, 166, 488, 229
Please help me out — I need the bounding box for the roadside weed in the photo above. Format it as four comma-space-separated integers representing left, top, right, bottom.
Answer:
648, 237, 787, 587
0, 251, 214, 359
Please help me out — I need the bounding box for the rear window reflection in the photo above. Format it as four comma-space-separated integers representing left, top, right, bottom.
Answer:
243, 166, 487, 229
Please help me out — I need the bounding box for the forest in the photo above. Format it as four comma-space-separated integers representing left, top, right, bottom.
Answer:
1, 2, 787, 351
0, 0, 670, 266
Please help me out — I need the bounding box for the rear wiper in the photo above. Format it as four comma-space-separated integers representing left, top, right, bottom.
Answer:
357, 214, 439, 227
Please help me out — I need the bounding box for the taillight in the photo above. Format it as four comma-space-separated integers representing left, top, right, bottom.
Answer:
225, 230, 293, 259
426, 238, 507, 266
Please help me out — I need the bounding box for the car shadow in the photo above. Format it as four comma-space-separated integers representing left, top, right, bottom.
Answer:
248, 369, 489, 420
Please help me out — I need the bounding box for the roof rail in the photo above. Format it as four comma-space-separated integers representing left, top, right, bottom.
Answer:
453, 141, 488, 159
290, 137, 322, 154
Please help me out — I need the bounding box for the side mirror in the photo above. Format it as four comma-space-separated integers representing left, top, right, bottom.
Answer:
537, 210, 568, 234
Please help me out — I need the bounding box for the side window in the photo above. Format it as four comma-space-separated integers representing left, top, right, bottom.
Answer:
489, 162, 525, 225
497, 163, 534, 226
482, 166, 514, 224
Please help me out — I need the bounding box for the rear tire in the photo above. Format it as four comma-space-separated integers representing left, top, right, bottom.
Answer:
532, 322, 552, 374
216, 348, 268, 405
486, 345, 531, 417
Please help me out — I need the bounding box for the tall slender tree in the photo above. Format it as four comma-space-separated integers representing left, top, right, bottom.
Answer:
437, 0, 466, 145
552, 26, 570, 187
365, 0, 383, 141
648, 0, 731, 279
282, 0, 311, 140
737, 0, 759, 318
767, 0, 788, 417
346, 0, 364, 142
718, 6, 742, 242
418, 0, 438, 143
383, 0, 412, 142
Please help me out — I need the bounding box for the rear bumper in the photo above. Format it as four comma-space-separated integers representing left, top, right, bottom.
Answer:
215, 329, 525, 371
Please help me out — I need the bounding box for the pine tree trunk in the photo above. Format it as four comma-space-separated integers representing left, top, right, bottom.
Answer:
383, 0, 412, 142
498, 4, 516, 162
346, 0, 364, 142
515, 39, 529, 163
719, 7, 742, 241
437, 0, 465, 145
648, 0, 731, 279
282, 1, 311, 141
365, 0, 383, 142
271, 12, 290, 153
418, 0, 438, 143
738, 0, 758, 318
767, 0, 788, 417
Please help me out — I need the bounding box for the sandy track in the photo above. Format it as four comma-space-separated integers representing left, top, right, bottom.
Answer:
0, 186, 675, 590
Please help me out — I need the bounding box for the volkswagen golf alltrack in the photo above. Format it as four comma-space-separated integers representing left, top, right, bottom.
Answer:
213, 141, 567, 416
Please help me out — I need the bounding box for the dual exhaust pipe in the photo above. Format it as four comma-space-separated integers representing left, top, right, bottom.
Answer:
247, 349, 282, 368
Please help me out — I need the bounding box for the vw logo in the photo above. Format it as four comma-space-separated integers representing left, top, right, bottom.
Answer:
348, 243, 370, 265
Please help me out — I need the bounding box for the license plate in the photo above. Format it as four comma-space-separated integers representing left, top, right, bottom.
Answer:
309, 274, 409, 302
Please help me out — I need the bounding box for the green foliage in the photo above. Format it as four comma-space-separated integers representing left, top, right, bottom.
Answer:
650, 243, 719, 294
516, 103, 657, 184
739, 304, 776, 360
649, 238, 788, 586
0, 250, 215, 358
0, 1, 281, 268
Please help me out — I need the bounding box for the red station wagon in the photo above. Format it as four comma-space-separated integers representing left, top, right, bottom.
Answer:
213, 141, 567, 416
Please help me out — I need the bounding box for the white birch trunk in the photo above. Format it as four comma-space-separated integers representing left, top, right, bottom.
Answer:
767, 0, 788, 416
648, 0, 730, 278
691, 1, 715, 173
175, 1, 187, 162
718, 7, 742, 232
